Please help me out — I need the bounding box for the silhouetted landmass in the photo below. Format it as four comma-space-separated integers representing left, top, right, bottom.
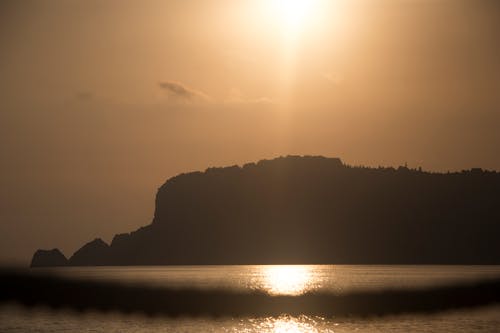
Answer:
30, 249, 67, 267
32, 155, 500, 266
2, 268, 500, 317
68, 238, 110, 266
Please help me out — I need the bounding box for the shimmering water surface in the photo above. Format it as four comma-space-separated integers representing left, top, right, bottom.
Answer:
2, 265, 500, 332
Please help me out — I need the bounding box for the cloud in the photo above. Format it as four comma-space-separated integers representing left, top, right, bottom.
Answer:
322, 72, 344, 85
158, 81, 210, 102
224, 88, 275, 105
75, 91, 93, 101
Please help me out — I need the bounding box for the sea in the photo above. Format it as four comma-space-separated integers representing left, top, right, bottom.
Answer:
1, 265, 500, 332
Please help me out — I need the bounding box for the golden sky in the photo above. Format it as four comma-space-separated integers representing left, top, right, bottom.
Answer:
1, 0, 500, 263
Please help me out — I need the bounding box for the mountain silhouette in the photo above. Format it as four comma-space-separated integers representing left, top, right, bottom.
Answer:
30, 249, 68, 267
31, 155, 500, 266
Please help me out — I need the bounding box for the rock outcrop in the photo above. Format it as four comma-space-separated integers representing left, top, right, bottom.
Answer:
68, 238, 110, 266
30, 249, 68, 267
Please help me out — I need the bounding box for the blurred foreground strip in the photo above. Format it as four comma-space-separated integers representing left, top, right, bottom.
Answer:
1, 268, 500, 317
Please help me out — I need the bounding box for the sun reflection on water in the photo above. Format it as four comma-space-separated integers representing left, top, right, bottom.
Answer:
254, 315, 333, 333
262, 265, 313, 295
272, 317, 316, 333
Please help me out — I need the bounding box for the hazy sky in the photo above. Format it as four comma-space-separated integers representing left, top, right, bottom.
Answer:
1, 0, 500, 263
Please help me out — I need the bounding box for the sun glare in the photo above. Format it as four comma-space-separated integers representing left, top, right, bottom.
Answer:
271, 0, 319, 33
263, 265, 312, 295
271, 316, 318, 333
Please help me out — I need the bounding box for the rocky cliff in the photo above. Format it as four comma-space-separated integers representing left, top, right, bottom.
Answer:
31, 155, 500, 266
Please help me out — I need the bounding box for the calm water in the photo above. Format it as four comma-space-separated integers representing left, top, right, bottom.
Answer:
2, 265, 500, 332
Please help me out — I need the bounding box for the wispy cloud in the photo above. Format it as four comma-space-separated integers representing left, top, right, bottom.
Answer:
75, 91, 93, 101
224, 88, 275, 105
322, 72, 344, 85
158, 81, 210, 102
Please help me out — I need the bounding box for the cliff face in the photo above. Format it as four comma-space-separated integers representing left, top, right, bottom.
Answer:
31, 155, 500, 266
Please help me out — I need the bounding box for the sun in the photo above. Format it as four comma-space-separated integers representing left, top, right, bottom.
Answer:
271, 0, 319, 33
